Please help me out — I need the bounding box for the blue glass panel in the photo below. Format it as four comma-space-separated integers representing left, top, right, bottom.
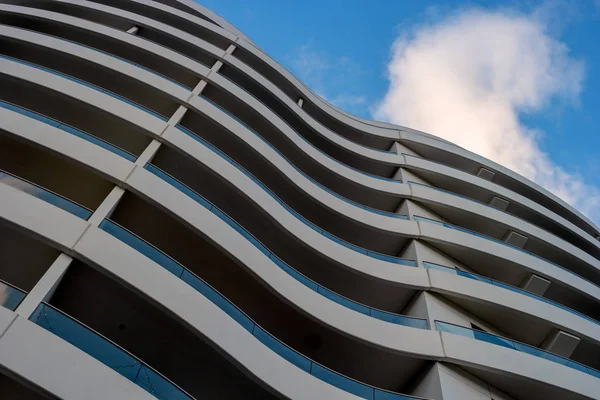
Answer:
0, 283, 25, 311
270, 256, 319, 291
180, 270, 254, 333
370, 310, 428, 329
472, 330, 515, 350
0, 100, 59, 126
100, 220, 184, 277
145, 165, 213, 210
0, 170, 92, 219
252, 326, 311, 372
423, 262, 456, 274
587, 368, 600, 379
456, 270, 493, 284
30, 304, 142, 382
317, 287, 370, 315
135, 365, 192, 400
311, 363, 374, 399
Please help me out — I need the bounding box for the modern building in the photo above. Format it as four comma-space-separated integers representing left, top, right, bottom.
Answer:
0, 0, 598, 399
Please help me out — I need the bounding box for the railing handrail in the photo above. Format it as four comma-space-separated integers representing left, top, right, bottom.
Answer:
434, 319, 600, 376
37, 302, 195, 399
0, 99, 137, 160
100, 218, 428, 399
423, 261, 600, 326
0, 276, 27, 295
0, 167, 93, 214
175, 124, 416, 264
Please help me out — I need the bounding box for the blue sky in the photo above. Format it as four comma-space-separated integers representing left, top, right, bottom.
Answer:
199, 0, 600, 224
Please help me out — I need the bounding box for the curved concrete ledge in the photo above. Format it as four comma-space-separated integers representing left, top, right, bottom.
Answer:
0, 57, 167, 137
0, 107, 134, 184
401, 130, 600, 235
0, 183, 87, 252
0, 4, 212, 78
428, 269, 600, 347
411, 183, 600, 275
441, 331, 600, 400
0, 24, 191, 103
419, 222, 600, 305
0, 307, 153, 400
406, 155, 600, 256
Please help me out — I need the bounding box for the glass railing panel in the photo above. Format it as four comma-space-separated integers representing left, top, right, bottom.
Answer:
311, 363, 375, 399
0, 280, 26, 311
424, 261, 600, 327
415, 215, 600, 290
317, 286, 370, 316
436, 320, 600, 378
0, 54, 168, 121
99, 220, 183, 277
369, 310, 429, 330
252, 325, 312, 372
30, 303, 193, 399
174, 125, 415, 266
0, 169, 92, 219
135, 365, 193, 400
0, 100, 136, 161
30, 303, 143, 381
141, 164, 427, 330
180, 269, 255, 333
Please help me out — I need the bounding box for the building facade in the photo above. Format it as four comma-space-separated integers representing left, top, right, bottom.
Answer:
0, 0, 599, 399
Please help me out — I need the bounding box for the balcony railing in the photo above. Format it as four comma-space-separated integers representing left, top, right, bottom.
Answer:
0, 278, 25, 311
414, 215, 600, 292
436, 320, 600, 379
0, 168, 92, 220
199, 95, 401, 183
423, 261, 600, 329
175, 125, 415, 266
30, 302, 194, 400
98, 217, 426, 399
0, 100, 136, 162
0, 54, 168, 121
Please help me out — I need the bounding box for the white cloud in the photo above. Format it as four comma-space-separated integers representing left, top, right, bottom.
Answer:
374, 8, 600, 224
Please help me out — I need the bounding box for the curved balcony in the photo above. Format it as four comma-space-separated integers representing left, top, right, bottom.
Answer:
30, 302, 194, 400
96, 219, 427, 400
173, 125, 415, 267
436, 320, 600, 379
0, 168, 92, 220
